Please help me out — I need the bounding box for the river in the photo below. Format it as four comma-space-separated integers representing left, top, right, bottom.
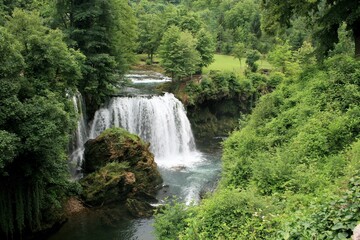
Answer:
49, 71, 222, 240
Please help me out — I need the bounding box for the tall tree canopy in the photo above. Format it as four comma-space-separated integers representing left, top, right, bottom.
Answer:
0, 9, 83, 237
137, 13, 164, 63
262, 0, 360, 57
159, 26, 200, 80
55, 0, 137, 115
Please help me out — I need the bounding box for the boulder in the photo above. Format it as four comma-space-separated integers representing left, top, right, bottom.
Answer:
80, 128, 162, 210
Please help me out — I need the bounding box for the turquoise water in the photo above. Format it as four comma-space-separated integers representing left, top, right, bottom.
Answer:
49, 141, 221, 240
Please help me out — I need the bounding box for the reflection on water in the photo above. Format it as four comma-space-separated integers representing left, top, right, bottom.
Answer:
49, 205, 155, 240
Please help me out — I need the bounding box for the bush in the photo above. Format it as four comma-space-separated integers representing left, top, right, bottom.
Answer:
154, 200, 190, 240
178, 55, 360, 238
179, 189, 276, 239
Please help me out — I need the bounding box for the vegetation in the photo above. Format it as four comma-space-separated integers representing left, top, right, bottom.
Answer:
0, 9, 82, 238
262, 0, 360, 57
152, 1, 360, 239
184, 70, 274, 139
54, 0, 137, 115
1, 0, 360, 239
0, 0, 136, 238
159, 26, 201, 80
81, 128, 162, 210
203, 54, 271, 75
156, 53, 360, 240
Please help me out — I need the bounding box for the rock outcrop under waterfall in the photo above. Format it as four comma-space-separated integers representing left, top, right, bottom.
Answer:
80, 128, 162, 217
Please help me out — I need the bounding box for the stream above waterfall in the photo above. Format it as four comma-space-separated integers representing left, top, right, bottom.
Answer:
49, 71, 222, 240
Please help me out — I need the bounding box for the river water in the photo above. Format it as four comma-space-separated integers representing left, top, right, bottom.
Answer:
49, 71, 221, 240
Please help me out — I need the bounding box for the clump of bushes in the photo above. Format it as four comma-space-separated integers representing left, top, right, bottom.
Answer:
154, 55, 360, 239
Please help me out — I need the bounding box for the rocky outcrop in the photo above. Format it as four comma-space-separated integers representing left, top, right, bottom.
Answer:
80, 128, 162, 215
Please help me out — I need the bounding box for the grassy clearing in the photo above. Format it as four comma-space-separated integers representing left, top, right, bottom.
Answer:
133, 53, 272, 76
203, 54, 272, 75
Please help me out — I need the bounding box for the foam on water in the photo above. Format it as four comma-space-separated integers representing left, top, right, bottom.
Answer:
125, 71, 172, 84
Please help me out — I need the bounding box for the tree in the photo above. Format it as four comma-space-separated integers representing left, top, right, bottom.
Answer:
246, 49, 261, 72
55, 0, 137, 116
137, 13, 164, 63
179, 12, 202, 35
267, 41, 293, 74
262, 0, 360, 57
0, 9, 83, 237
159, 26, 200, 80
232, 42, 246, 69
195, 28, 215, 71
267, 41, 302, 76
223, 0, 261, 51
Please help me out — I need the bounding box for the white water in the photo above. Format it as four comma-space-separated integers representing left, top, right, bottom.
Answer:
69, 93, 88, 178
126, 71, 172, 84
56, 72, 220, 240
89, 93, 203, 168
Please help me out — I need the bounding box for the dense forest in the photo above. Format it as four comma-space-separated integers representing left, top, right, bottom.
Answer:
0, 0, 359, 239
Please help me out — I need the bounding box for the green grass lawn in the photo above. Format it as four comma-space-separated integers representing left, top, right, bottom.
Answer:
203, 54, 272, 75
134, 53, 272, 76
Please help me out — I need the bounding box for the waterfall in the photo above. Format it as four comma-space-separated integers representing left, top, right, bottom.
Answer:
69, 93, 88, 178
89, 93, 202, 167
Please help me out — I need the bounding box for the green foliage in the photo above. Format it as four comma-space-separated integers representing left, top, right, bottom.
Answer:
154, 200, 190, 240
277, 174, 360, 239
0, 8, 82, 237
246, 49, 261, 72
137, 13, 165, 63
262, 0, 360, 57
166, 53, 360, 238
195, 28, 215, 70
232, 42, 245, 68
0, 131, 20, 174
267, 41, 293, 74
154, 189, 276, 239
5, 9, 84, 95
55, 0, 137, 114
0, 26, 24, 77
223, 0, 261, 48
159, 26, 200, 80
185, 71, 263, 107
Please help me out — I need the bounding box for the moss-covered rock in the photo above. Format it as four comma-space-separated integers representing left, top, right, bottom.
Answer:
80, 128, 162, 209
83, 128, 149, 172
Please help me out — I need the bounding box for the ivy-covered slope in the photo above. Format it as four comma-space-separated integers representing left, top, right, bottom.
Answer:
155, 55, 360, 239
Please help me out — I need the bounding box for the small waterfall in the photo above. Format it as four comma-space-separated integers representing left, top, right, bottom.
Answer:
90, 93, 201, 167
69, 93, 88, 178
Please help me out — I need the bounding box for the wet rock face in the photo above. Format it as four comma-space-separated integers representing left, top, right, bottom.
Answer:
80, 128, 162, 210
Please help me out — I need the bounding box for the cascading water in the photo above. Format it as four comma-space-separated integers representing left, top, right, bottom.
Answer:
53, 71, 220, 240
69, 93, 88, 178
89, 93, 202, 168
